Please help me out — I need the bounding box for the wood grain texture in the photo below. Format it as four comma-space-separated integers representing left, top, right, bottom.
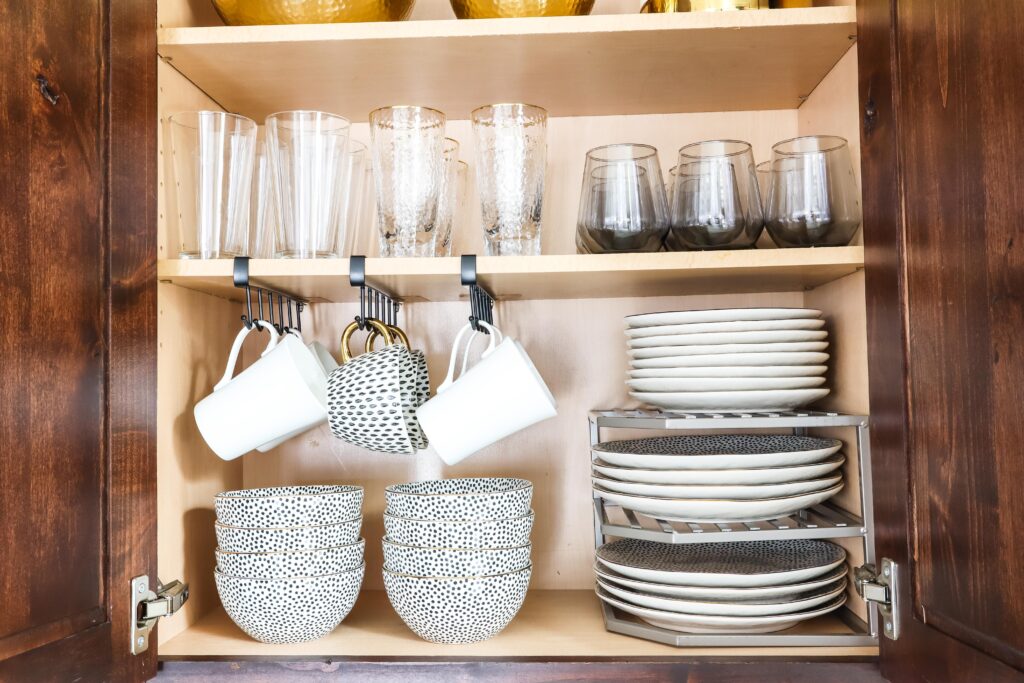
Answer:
859, 0, 1024, 681
0, 0, 157, 680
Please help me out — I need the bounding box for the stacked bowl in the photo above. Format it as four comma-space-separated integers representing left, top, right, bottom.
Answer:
213, 485, 366, 643
595, 539, 849, 634
625, 307, 830, 411
382, 478, 534, 643
591, 434, 845, 522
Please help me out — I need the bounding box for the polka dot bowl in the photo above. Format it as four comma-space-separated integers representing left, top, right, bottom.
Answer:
383, 566, 531, 643
385, 478, 533, 521
382, 538, 531, 577
215, 485, 364, 528
383, 511, 535, 549
216, 539, 366, 579
215, 564, 365, 644
215, 517, 363, 553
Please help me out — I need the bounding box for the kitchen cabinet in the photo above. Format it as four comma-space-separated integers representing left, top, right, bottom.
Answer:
0, 0, 1021, 681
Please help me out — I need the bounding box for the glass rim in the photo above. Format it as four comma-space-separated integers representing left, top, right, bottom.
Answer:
368, 104, 447, 122
772, 135, 849, 155
264, 109, 351, 127
443, 137, 460, 153
168, 110, 257, 131
679, 139, 753, 160
585, 143, 659, 163
470, 102, 548, 123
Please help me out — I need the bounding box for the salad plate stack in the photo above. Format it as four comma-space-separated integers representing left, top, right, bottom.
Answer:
591, 434, 845, 522
594, 539, 849, 634
625, 307, 831, 412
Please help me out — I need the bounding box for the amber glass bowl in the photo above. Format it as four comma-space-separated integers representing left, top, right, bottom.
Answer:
449, 0, 594, 19
212, 0, 416, 25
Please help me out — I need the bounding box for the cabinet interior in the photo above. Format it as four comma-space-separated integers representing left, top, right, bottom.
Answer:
154, 0, 873, 659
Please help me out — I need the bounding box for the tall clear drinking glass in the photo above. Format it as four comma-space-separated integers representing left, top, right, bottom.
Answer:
472, 103, 547, 256
336, 140, 367, 256
765, 135, 862, 247
370, 106, 446, 257
248, 138, 277, 258
667, 139, 763, 250
170, 111, 257, 259
433, 139, 461, 257
265, 110, 351, 259
575, 144, 669, 254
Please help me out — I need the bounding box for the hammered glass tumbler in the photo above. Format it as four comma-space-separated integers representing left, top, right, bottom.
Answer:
170, 111, 256, 259
667, 139, 763, 250
576, 144, 669, 253
434, 138, 460, 257
765, 135, 862, 247
472, 103, 547, 256
370, 106, 447, 257
266, 110, 351, 259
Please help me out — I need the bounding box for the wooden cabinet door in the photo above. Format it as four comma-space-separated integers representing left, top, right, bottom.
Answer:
0, 0, 157, 681
859, 0, 1024, 681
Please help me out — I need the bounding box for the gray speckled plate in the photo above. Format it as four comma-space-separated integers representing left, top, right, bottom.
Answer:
592, 434, 842, 471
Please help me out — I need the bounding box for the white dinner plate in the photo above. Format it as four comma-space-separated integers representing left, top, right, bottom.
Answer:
592, 482, 844, 522
630, 388, 830, 411
629, 341, 829, 360
596, 577, 847, 616
626, 308, 822, 329
627, 376, 826, 392
629, 365, 828, 379
591, 454, 846, 485
628, 330, 828, 348
594, 563, 848, 600
630, 351, 830, 369
626, 318, 826, 339
595, 539, 846, 587
590, 473, 841, 500
597, 588, 848, 634
592, 434, 842, 470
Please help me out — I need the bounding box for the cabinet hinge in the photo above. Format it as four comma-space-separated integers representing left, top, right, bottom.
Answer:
131, 575, 189, 655
854, 558, 900, 640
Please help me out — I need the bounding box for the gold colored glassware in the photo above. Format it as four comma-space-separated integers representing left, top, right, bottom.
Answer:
450, 0, 594, 19
641, 0, 764, 12
212, 0, 416, 25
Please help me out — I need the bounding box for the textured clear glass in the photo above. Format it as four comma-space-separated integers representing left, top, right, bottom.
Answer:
248, 138, 277, 258
765, 135, 862, 247
667, 139, 764, 250
472, 103, 547, 256
434, 139, 460, 257
265, 110, 350, 259
370, 106, 446, 257
170, 111, 256, 259
576, 144, 669, 253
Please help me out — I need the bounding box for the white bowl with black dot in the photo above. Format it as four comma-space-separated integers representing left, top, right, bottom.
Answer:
383, 566, 531, 643
215, 517, 363, 553
383, 511, 534, 549
215, 564, 364, 644
382, 538, 531, 577
215, 485, 363, 528
384, 478, 533, 521
216, 539, 366, 579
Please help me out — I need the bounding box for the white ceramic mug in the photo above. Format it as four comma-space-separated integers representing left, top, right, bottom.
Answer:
195, 322, 328, 461
416, 322, 557, 466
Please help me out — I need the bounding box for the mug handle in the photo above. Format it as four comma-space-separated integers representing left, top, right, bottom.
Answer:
214, 321, 279, 391
438, 321, 503, 394
458, 321, 504, 376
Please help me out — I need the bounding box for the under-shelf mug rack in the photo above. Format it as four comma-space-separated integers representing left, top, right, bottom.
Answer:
589, 409, 878, 648
232, 256, 307, 334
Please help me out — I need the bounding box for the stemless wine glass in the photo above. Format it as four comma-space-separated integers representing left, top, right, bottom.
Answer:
472, 103, 547, 256
169, 111, 257, 259
370, 106, 447, 257
434, 138, 460, 257
667, 139, 763, 250
765, 135, 862, 247
265, 110, 351, 259
755, 160, 771, 213
575, 144, 669, 254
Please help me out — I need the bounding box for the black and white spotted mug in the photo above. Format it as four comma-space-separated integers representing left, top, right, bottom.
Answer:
327, 319, 423, 454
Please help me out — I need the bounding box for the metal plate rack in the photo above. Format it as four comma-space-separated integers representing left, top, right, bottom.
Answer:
589, 409, 878, 648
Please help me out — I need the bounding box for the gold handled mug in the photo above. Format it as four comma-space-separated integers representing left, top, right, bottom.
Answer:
641, 0, 763, 11
365, 323, 430, 450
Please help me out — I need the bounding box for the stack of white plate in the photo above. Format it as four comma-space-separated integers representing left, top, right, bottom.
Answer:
595, 539, 849, 634
625, 308, 830, 411
591, 434, 844, 522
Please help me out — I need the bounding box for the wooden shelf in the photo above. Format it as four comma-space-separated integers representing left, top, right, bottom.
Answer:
157, 7, 856, 122
157, 247, 864, 303
159, 590, 877, 659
